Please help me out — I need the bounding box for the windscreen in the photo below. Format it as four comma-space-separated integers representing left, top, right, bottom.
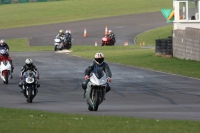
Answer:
92, 66, 104, 79
23, 70, 35, 80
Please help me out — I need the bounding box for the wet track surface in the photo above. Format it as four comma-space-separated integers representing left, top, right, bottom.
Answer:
0, 12, 200, 120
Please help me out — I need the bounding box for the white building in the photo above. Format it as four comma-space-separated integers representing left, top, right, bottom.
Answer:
173, 0, 200, 29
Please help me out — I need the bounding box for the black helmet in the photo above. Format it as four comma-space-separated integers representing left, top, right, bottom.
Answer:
25, 58, 33, 68
94, 53, 104, 65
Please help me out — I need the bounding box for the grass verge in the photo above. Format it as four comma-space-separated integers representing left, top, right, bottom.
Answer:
71, 45, 200, 79
7, 38, 53, 52
136, 25, 173, 46
0, 0, 172, 29
0, 107, 200, 133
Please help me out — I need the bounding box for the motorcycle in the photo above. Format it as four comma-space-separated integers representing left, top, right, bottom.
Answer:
101, 35, 115, 46
54, 36, 72, 51
0, 60, 12, 84
85, 69, 108, 111
21, 70, 38, 103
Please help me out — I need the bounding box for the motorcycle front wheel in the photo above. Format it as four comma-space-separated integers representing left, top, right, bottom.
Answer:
3, 72, 9, 84
54, 46, 57, 51
93, 91, 99, 111
27, 89, 33, 103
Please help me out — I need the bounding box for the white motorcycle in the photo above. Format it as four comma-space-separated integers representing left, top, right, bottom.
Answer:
0, 60, 12, 84
85, 69, 108, 111
54, 36, 65, 51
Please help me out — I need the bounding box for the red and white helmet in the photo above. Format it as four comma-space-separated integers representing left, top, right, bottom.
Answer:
94, 53, 104, 65
108, 30, 112, 34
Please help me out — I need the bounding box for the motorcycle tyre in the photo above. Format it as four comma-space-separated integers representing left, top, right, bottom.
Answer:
93, 91, 99, 111
54, 46, 57, 51
27, 89, 33, 103
66, 42, 72, 50
88, 105, 93, 111
3, 72, 9, 84
101, 43, 106, 46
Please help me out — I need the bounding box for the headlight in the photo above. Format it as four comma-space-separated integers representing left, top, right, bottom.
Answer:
26, 77, 34, 84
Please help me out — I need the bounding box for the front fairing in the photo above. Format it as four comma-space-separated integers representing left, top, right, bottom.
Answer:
22, 71, 36, 85
0, 60, 11, 72
90, 69, 107, 86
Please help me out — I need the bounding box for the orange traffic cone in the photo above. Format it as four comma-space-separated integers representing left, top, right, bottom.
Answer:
140, 42, 142, 45
105, 26, 108, 35
124, 41, 128, 46
95, 41, 98, 46
84, 28, 87, 37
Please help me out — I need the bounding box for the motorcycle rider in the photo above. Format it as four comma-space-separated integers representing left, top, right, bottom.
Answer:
56, 30, 66, 40
0, 49, 14, 78
107, 30, 115, 43
65, 30, 72, 42
19, 58, 40, 93
82, 52, 112, 98
0, 39, 9, 51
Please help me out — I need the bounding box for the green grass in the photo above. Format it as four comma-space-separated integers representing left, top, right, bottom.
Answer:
7, 38, 53, 52
0, 0, 172, 29
71, 45, 200, 79
0, 107, 200, 133
136, 25, 173, 46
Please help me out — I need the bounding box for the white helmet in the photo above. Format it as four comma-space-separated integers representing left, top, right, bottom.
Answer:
25, 58, 33, 68
66, 30, 69, 33
108, 30, 112, 34
0, 39, 5, 45
94, 53, 104, 65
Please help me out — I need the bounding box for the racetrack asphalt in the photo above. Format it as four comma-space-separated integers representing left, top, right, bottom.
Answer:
0, 12, 200, 120
0, 12, 168, 46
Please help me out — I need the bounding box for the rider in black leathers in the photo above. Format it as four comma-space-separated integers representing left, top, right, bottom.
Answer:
0, 39, 9, 51
19, 58, 40, 93
107, 30, 115, 43
82, 53, 112, 98
65, 30, 72, 42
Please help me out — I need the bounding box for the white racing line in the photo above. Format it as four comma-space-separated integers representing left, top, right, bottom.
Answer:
55, 50, 72, 53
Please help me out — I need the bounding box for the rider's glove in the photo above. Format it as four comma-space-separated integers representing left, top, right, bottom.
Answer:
20, 76, 23, 80
107, 77, 111, 83
36, 76, 39, 79
85, 75, 89, 80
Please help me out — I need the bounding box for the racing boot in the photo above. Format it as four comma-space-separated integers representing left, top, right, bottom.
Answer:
82, 81, 88, 98
10, 61, 14, 79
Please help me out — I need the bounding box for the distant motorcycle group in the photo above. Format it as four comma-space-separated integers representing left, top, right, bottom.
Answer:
54, 30, 72, 51
54, 29, 116, 51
